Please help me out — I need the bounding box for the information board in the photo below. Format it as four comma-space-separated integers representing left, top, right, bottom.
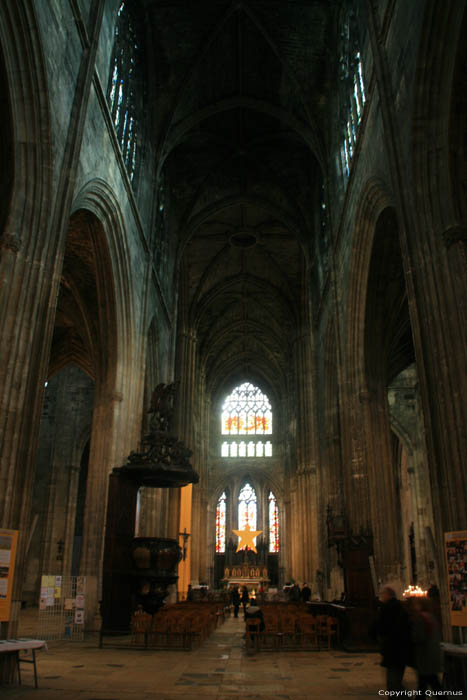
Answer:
445, 530, 467, 627
0, 529, 19, 622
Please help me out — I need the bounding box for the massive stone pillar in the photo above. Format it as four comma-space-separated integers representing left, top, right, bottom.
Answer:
291, 298, 320, 587
174, 326, 198, 594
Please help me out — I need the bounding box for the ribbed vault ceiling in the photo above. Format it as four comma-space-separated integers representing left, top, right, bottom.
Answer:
143, 0, 336, 396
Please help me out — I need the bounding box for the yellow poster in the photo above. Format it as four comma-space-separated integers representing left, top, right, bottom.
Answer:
445, 530, 467, 627
0, 529, 19, 622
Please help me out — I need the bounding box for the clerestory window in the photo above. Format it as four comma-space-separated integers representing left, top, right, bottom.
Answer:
339, 10, 366, 180
107, 0, 143, 185
221, 382, 272, 457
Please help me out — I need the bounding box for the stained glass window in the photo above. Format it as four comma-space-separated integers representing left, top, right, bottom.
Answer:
216, 492, 226, 553
107, 1, 143, 185
269, 491, 279, 553
221, 382, 272, 457
222, 382, 272, 435
238, 483, 257, 549
339, 14, 366, 181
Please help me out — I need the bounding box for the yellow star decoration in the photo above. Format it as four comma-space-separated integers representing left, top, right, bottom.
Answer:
232, 525, 262, 554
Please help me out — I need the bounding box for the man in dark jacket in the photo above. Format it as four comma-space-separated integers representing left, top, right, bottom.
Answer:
372, 587, 412, 691
231, 586, 241, 618
301, 582, 312, 603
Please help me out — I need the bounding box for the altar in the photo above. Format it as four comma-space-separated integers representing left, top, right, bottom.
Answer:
222, 561, 269, 591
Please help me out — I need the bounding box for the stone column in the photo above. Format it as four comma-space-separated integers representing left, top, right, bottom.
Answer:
291, 303, 320, 585
173, 326, 198, 592
78, 388, 130, 630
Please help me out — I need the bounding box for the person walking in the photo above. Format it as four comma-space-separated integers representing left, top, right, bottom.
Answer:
372, 587, 412, 691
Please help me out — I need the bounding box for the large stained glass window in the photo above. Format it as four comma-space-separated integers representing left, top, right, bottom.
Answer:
216, 492, 226, 553
238, 483, 257, 549
107, 0, 143, 185
268, 492, 279, 553
221, 382, 272, 457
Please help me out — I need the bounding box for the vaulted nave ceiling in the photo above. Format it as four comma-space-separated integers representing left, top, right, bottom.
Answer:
143, 0, 336, 397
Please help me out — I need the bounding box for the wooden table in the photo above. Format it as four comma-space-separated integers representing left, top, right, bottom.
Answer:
0, 639, 47, 688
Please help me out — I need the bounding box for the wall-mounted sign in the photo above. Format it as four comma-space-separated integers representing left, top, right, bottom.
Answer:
0, 529, 19, 622
444, 530, 467, 627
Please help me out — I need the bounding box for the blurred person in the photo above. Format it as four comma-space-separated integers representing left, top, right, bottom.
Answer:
231, 586, 240, 618
372, 586, 412, 691
411, 597, 442, 697
241, 585, 249, 616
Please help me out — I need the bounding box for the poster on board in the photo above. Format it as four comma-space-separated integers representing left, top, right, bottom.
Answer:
0, 529, 19, 622
444, 530, 467, 627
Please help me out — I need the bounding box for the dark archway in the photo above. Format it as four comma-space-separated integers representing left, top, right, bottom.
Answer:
363, 206, 415, 583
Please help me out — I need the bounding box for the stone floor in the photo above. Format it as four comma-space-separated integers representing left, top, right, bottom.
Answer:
1, 609, 420, 699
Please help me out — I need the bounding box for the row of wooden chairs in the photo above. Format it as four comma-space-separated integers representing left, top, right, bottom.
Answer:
131, 602, 226, 649
245, 613, 338, 651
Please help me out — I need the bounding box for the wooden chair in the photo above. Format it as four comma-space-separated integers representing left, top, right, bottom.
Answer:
316, 614, 337, 649
297, 615, 318, 649
245, 618, 262, 650
280, 615, 297, 648
262, 615, 280, 649
131, 612, 151, 646
149, 614, 169, 647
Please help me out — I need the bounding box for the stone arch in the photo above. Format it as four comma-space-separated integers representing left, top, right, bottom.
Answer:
60, 181, 144, 625
346, 179, 418, 586
344, 178, 393, 531
71, 179, 137, 381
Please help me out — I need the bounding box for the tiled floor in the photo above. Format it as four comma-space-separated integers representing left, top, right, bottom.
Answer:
1, 610, 419, 699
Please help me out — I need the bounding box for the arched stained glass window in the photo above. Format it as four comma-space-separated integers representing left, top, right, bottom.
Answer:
107, 0, 143, 185
221, 382, 272, 457
238, 483, 257, 549
216, 492, 226, 553
222, 382, 272, 435
268, 492, 279, 553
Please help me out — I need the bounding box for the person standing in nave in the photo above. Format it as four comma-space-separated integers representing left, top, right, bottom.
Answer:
241, 585, 249, 616
291, 582, 301, 602
231, 586, 240, 618
301, 582, 311, 603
